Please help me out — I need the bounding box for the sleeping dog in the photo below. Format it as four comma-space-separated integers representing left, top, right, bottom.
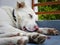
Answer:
0, 0, 59, 45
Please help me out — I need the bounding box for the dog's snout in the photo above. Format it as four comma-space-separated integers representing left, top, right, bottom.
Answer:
34, 26, 39, 30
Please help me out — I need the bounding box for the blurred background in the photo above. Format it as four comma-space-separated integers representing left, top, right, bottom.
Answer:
38, 0, 60, 20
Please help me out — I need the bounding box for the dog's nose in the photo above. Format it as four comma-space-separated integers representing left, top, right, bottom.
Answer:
34, 26, 39, 30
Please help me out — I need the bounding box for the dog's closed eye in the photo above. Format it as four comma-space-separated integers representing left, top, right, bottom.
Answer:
29, 14, 33, 18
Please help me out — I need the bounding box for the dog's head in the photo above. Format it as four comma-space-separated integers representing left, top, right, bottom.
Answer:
16, 0, 39, 31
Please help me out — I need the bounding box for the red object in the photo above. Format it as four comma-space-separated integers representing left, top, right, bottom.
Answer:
34, 26, 39, 30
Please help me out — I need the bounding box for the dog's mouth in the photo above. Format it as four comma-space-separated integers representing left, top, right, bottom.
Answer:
22, 26, 39, 32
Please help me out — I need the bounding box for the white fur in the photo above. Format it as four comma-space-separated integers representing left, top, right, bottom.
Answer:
0, 6, 47, 44
0, 0, 50, 44
16, 5, 38, 31
0, 36, 28, 45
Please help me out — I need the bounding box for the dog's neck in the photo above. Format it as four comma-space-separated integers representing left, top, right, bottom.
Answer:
12, 9, 21, 29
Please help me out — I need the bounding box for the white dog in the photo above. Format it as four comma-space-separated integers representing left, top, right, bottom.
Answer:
0, 0, 59, 45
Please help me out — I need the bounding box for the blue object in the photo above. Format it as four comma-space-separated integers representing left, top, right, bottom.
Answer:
36, 20, 60, 31
28, 20, 60, 45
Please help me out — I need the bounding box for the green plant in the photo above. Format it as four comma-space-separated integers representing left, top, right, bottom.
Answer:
38, 0, 60, 20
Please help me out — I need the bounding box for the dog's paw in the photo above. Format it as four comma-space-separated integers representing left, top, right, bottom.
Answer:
17, 37, 28, 45
47, 29, 59, 35
7, 41, 15, 45
29, 33, 46, 44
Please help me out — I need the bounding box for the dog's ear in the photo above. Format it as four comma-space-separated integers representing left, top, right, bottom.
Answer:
17, 2, 21, 8
17, 2, 25, 8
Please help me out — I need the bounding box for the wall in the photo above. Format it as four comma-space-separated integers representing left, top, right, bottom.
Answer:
0, 0, 38, 12
0, 0, 32, 8
0, 0, 17, 7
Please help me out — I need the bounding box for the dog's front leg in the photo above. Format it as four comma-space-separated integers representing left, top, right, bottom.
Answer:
27, 32, 47, 44
37, 28, 59, 35
0, 36, 28, 45
0, 24, 29, 45
8, 26, 47, 44
0, 24, 47, 44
